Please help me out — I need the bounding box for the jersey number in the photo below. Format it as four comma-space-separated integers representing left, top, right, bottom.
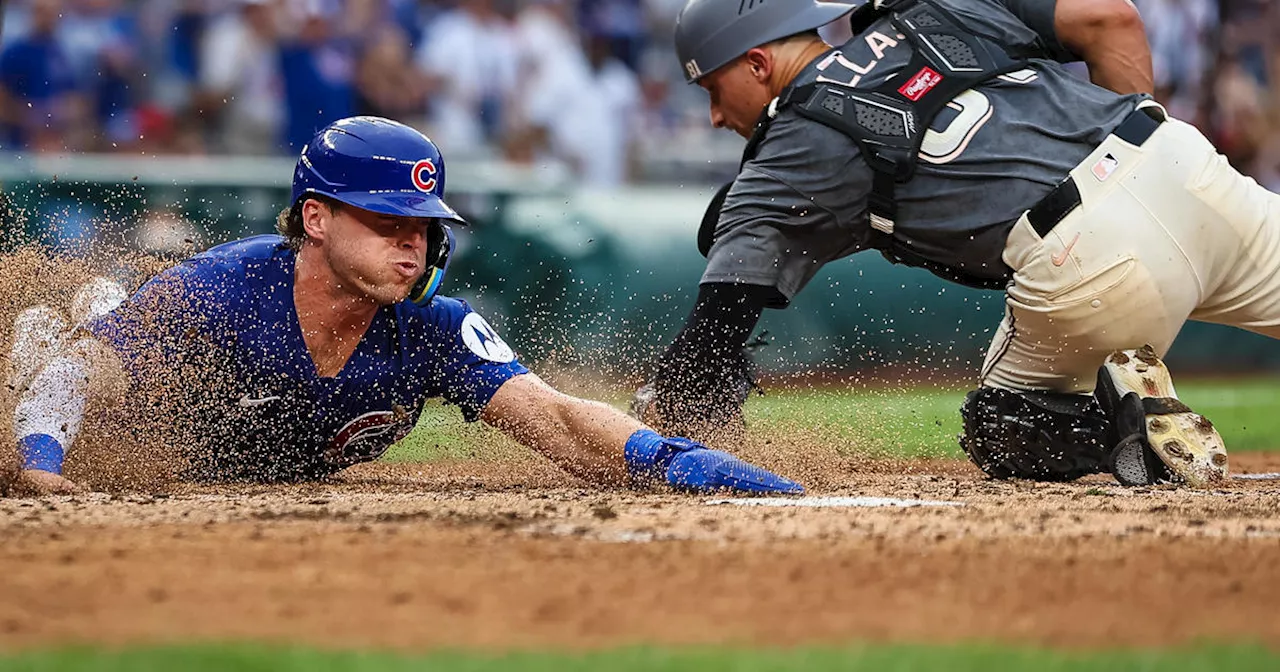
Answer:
918, 89, 993, 164
917, 69, 1037, 164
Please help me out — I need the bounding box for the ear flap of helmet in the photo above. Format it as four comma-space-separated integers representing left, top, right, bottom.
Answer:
409, 221, 456, 306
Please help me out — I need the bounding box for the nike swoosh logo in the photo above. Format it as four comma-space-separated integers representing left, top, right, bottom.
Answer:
1051, 232, 1081, 267
237, 394, 281, 408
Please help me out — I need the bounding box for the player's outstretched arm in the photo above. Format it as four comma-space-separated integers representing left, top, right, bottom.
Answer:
480, 373, 804, 495
1054, 0, 1153, 95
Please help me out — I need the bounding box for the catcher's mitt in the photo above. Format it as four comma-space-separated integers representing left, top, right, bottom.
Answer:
629, 332, 768, 443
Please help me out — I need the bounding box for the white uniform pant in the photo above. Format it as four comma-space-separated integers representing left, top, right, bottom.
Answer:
981, 105, 1280, 393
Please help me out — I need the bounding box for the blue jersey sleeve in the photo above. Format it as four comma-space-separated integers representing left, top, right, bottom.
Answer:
402, 296, 528, 422
87, 257, 241, 381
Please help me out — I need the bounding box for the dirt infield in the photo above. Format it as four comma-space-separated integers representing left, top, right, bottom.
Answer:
3, 452, 1280, 652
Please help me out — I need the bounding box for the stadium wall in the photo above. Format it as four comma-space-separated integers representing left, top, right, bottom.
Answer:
2, 153, 1276, 378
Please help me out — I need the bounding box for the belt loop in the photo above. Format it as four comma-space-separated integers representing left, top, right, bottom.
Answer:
1136, 99, 1168, 122
1112, 108, 1161, 146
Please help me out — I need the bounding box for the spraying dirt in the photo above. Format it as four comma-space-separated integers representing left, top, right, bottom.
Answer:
3, 246, 1279, 652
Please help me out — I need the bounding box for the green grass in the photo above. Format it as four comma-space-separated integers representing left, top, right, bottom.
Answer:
0, 643, 1276, 671
745, 385, 968, 459
386, 378, 1280, 462
746, 378, 1280, 458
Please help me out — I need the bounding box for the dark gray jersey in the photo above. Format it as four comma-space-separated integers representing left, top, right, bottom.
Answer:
703, 0, 1148, 302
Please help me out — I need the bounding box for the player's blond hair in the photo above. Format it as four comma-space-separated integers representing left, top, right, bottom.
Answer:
274, 195, 343, 251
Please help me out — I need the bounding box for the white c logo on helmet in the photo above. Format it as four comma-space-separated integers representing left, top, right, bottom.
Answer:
411, 159, 438, 193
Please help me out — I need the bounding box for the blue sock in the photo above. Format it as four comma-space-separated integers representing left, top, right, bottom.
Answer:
18, 434, 64, 474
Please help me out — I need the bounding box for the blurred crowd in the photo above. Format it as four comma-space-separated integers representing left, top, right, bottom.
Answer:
1, 0, 1280, 187
1135, 0, 1280, 190
0, 0, 716, 186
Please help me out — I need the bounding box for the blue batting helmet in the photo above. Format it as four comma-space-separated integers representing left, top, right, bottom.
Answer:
291, 116, 465, 305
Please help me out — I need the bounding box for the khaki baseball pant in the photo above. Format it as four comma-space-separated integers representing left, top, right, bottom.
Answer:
981, 104, 1280, 393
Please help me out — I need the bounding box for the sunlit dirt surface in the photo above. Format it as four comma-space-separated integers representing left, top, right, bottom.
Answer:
4, 245, 1279, 652
2, 453, 1280, 652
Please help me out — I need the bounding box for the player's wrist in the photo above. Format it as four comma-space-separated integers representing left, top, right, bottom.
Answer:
625, 430, 708, 486
623, 429, 670, 485
624, 430, 716, 488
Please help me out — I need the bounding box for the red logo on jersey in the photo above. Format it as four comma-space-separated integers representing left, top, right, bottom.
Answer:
323, 410, 414, 467
411, 159, 438, 193
898, 67, 943, 101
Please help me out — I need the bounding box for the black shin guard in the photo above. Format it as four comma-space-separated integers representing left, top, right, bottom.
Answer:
960, 387, 1110, 482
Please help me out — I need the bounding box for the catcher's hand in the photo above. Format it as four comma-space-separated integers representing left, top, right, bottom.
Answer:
627, 382, 657, 423
629, 332, 768, 441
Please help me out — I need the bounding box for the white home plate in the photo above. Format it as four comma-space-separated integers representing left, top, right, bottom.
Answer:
705, 496, 963, 508
1232, 473, 1280, 481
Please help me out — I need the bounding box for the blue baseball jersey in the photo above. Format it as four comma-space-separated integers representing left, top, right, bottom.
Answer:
88, 235, 528, 481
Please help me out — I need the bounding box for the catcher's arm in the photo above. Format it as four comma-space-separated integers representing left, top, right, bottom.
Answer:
634, 283, 772, 440
1055, 0, 1153, 95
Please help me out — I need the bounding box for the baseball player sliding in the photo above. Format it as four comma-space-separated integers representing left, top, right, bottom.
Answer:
635, 0, 1280, 487
4, 116, 803, 497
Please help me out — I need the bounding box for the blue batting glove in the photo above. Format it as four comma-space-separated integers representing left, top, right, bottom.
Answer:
624, 430, 804, 495
666, 446, 805, 495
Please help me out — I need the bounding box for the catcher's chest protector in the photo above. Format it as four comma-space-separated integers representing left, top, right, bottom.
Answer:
740, 0, 1047, 289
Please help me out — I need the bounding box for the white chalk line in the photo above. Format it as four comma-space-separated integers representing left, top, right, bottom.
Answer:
706, 496, 964, 508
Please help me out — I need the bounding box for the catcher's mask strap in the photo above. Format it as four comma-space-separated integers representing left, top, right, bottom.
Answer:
698, 181, 734, 258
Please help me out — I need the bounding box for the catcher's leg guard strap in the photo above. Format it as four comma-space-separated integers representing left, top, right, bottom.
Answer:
1095, 369, 1175, 486
960, 387, 1110, 482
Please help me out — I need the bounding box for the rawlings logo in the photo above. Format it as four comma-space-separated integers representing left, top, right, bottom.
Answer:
898, 67, 943, 102
411, 159, 438, 193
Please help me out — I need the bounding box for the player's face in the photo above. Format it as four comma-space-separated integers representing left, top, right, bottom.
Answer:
700, 56, 773, 138
322, 204, 433, 305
